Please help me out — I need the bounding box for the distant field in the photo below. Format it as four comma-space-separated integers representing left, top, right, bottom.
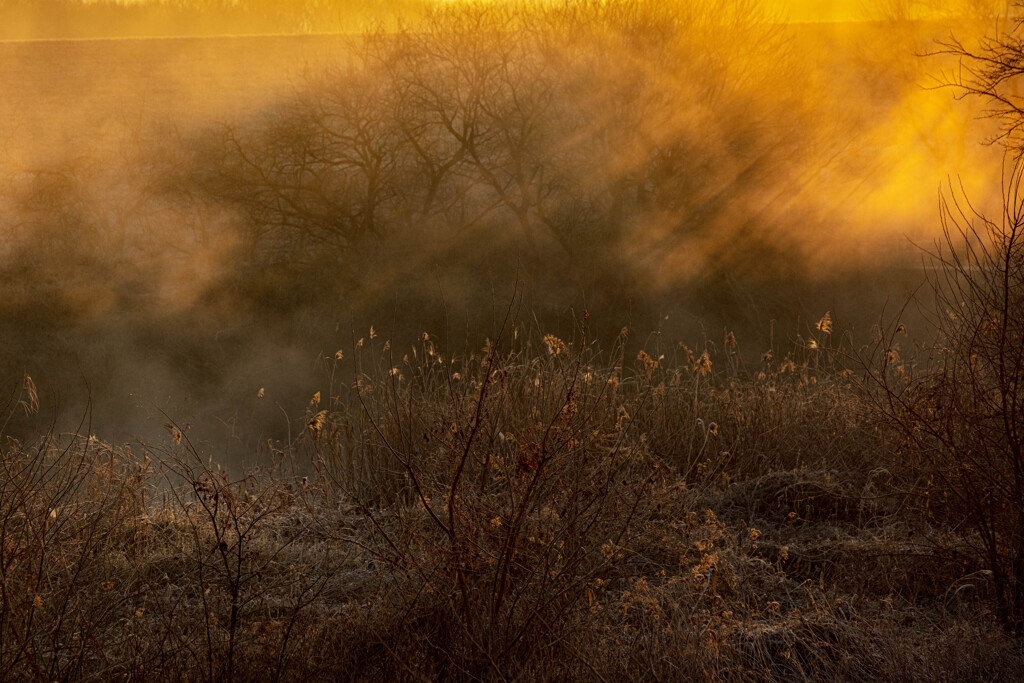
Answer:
0, 34, 353, 159
0, 23, 994, 215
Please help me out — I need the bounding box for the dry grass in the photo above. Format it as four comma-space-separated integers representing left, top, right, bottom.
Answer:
2, 320, 1023, 681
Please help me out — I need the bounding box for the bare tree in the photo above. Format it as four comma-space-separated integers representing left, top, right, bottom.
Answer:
186, 0, 805, 302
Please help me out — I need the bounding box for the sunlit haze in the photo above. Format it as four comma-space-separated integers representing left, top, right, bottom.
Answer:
0, 0, 1012, 446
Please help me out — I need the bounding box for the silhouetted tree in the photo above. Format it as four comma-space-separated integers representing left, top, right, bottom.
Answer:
186, 0, 808, 310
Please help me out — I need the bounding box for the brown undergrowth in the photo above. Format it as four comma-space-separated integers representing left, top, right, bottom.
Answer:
2, 319, 1022, 681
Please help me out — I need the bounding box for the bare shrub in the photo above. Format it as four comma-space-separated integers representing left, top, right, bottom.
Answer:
0, 424, 151, 679
304, 307, 672, 677
869, 157, 1024, 629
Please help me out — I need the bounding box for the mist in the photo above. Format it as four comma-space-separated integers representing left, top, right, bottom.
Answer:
0, 0, 1009, 459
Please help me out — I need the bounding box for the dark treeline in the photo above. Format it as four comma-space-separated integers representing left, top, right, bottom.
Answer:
0, 0, 423, 39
